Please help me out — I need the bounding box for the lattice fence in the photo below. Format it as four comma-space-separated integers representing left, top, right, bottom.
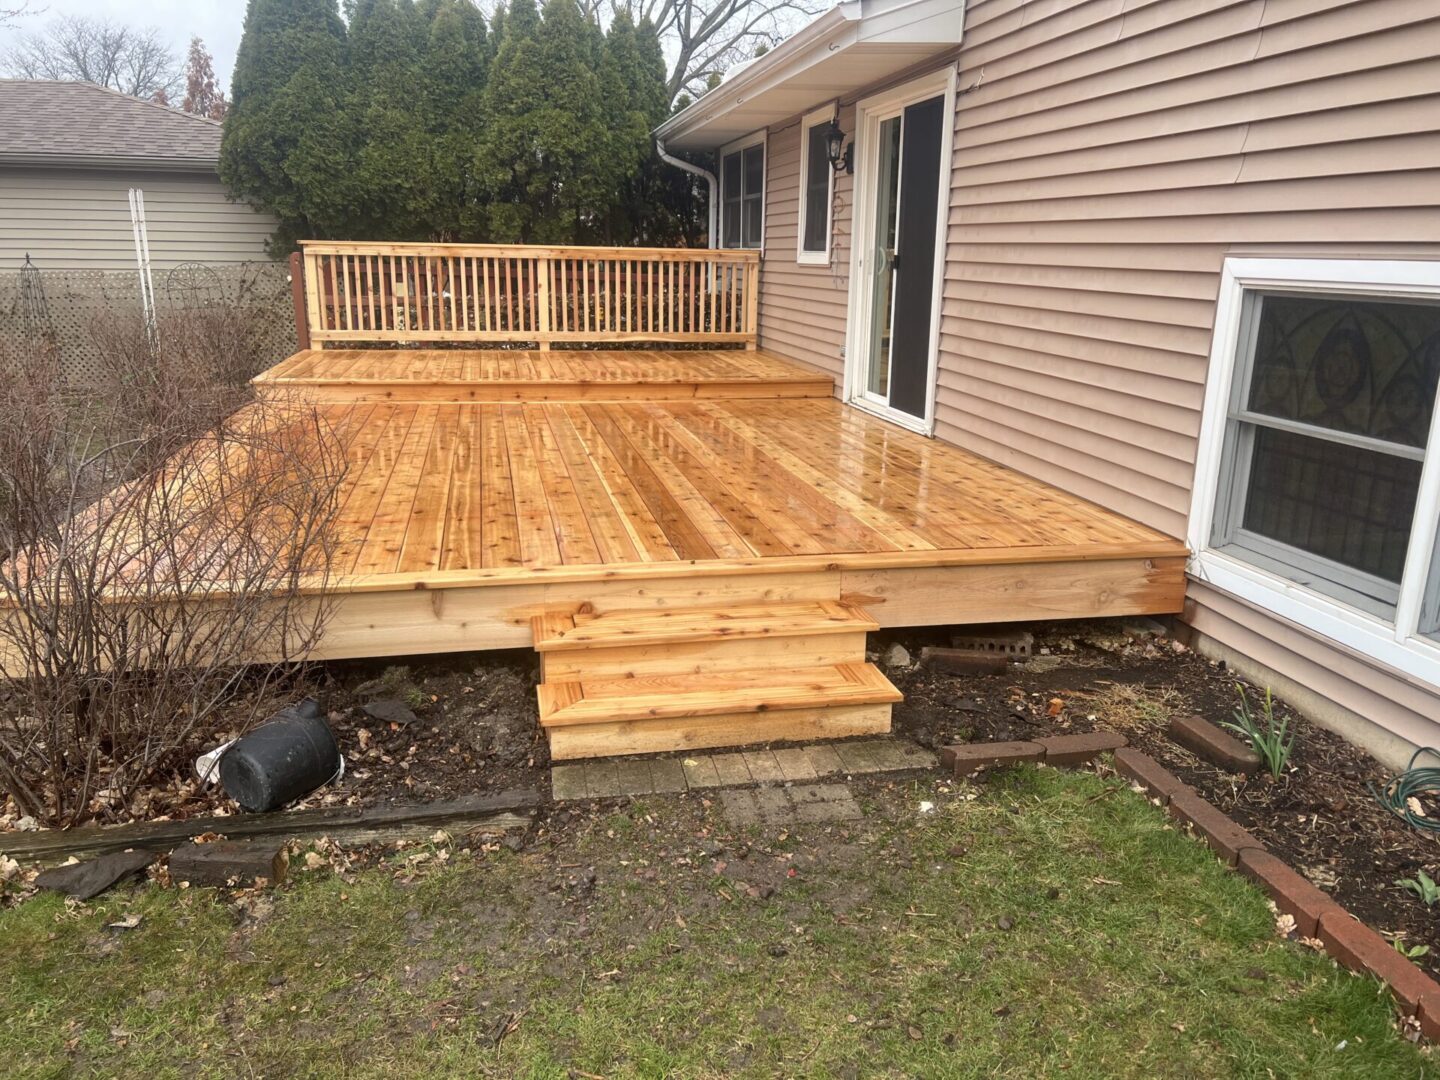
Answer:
0, 260, 297, 387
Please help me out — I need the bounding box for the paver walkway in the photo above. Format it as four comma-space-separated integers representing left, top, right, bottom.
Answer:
550, 737, 936, 802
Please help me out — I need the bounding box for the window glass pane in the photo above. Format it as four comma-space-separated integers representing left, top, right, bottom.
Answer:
1241, 424, 1422, 585
744, 195, 762, 247
802, 124, 831, 253
743, 144, 764, 200
721, 152, 741, 247
1248, 294, 1440, 449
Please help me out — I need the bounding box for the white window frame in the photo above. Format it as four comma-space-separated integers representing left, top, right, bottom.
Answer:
796, 105, 836, 266
1189, 257, 1440, 690
719, 131, 766, 251
842, 66, 956, 437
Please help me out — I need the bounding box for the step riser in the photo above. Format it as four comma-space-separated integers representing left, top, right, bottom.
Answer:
541, 631, 869, 683
548, 702, 893, 760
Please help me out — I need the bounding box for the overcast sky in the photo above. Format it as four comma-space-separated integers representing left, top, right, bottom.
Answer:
11, 1, 246, 89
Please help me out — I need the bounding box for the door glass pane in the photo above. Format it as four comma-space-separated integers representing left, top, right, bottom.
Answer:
803, 123, 831, 252
1421, 535, 1440, 644
866, 115, 902, 398
1248, 294, 1440, 449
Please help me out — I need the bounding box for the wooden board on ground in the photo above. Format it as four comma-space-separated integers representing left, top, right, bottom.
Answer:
0, 790, 540, 867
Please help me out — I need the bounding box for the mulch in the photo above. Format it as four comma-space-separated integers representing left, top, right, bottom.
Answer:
881, 620, 1440, 975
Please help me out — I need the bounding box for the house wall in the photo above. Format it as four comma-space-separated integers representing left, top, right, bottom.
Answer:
0, 165, 277, 271
753, 0, 1440, 760
757, 104, 854, 382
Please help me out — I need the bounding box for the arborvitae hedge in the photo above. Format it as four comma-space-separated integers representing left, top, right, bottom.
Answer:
222, 0, 697, 252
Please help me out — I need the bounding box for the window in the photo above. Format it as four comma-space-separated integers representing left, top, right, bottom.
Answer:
798, 107, 835, 264
720, 136, 764, 249
1191, 259, 1440, 689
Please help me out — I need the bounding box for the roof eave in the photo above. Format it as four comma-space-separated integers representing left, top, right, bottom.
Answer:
655, 0, 964, 152
0, 153, 221, 172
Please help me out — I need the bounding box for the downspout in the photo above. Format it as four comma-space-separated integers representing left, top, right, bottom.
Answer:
656, 139, 718, 249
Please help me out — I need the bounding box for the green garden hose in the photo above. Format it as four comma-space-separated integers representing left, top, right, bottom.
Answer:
1370, 747, 1440, 835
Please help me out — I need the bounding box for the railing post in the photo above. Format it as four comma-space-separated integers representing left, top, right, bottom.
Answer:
744, 256, 760, 349
288, 251, 311, 351
303, 250, 325, 345
536, 254, 552, 350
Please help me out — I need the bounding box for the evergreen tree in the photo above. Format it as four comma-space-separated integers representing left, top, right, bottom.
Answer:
600, 14, 689, 244
220, 0, 354, 251
473, 0, 611, 243
424, 0, 489, 239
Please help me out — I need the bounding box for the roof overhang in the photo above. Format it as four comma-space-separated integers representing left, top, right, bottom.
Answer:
0, 152, 220, 172
655, 0, 964, 152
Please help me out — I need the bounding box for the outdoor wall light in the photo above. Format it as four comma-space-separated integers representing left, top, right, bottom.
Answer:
824, 119, 853, 175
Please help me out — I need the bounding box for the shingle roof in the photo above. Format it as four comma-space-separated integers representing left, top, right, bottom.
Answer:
0, 79, 222, 170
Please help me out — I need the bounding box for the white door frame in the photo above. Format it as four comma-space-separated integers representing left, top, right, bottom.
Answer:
843, 66, 956, 436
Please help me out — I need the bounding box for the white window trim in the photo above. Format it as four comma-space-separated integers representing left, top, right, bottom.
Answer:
796, 105, 836, 266
719, 131, 766, 251
1188, 257, 1440, 691
841, 66, 956, 438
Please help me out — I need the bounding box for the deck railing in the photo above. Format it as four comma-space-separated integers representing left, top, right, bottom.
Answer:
298, 241, 760, 349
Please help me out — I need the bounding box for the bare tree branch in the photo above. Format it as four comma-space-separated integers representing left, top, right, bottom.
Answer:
569, 0, 822, 103
0, 15, 182, 100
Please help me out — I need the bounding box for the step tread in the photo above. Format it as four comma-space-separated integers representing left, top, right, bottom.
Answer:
538, 661, 901, 727
532, 600, 879, 652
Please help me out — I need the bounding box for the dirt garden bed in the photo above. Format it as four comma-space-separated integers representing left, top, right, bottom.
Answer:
879, 619, 1440, 976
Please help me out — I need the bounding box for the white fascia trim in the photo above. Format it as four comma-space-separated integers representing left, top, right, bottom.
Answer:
1188, 256, 1440, 692
796, 104, 837, 266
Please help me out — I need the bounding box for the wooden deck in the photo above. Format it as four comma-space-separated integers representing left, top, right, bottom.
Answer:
263, 242, 1187, 758
257, 348, 1187, 665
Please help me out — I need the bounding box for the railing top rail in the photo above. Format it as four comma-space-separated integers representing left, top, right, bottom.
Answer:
298, 241, 759, 262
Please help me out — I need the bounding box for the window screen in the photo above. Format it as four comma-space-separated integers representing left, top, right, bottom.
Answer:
720, 142, 763, 249
1212, 292, 1440, 618
802, 123, 831, 254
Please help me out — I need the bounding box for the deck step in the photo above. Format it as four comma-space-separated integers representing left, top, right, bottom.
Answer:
532, 599, 879, 652
538, 661, 901, 728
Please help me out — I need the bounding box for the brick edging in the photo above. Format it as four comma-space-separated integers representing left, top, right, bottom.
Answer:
938, 738, 1440, 1041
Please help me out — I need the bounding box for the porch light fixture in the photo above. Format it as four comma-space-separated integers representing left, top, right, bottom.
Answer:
824, 119, 852, 175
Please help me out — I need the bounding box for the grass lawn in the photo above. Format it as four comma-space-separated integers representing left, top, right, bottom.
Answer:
2, 764, 1432, 1078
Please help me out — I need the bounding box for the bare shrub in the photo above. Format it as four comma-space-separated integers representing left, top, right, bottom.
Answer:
0, 310, 348, 826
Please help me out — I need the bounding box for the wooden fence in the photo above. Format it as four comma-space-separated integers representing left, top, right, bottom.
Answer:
298, 242, 760, 349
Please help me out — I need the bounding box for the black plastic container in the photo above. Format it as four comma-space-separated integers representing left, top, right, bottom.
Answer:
219, 699, 340, 813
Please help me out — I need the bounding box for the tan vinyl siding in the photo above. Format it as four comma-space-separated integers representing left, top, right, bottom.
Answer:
0, 166, 277, 270
942, 0, 1440, 538
757, 105, 855, 383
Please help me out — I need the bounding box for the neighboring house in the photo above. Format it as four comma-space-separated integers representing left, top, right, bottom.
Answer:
656, 0, 1440, 766
0, 79, 276, 271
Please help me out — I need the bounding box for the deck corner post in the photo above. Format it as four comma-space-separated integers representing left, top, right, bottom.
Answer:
289, 250, 311, 351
